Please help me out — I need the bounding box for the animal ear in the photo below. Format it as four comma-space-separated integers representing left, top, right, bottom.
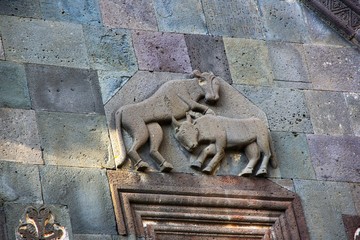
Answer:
191, 69, 201, 78
186, 112, 192, 123
172, 116, 181, 129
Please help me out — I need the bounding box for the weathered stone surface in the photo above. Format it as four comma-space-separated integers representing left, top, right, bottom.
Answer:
99, 0, 157, 31
0, 16, 89, 68
307, 134, 360, 182
153, 0, 207, 34
0, 61, 31, 109
345, 92, 360, 136
0, 208, 6, 240
258, 0, 308, 42
184, 34, 231, 83
37, 111, 113, 168
83, 26, 138, 72
40, 0, 102, 25
98, 71, 131, 104
202, 0, 264, 39
0, 108, 42, 164
132, 31, 192, 73
271, 131, 315, 179
4, 203, 73, 240
224, 38, 272, 85
0, 0, 41, 18
236, 86, 313, 133
351, 184, 360, 215
304, 44, 360, 92
294, 180, 357, 240
270, 178, 295, 192
342, 214, 360, 240
0, 161, 42, 204
40, 166, 117, 234
26, 64, 104, 114
305, 90, 352, 135
74, 234, 113, 240
0, 36, 4, 60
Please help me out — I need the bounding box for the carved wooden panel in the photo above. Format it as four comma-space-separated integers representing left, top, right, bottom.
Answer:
108, 170, 309, 239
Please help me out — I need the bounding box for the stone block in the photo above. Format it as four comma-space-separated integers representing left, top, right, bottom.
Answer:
269, 178, 295, 192
224, 38, 273, 85
307, 134, 360, 182
184, 34, 231, 83
0, 0, 41, 18
74, 234, 113, 240
37, 111, 113, 168
0, 61, 31, 109
40, 0, 102, 25
98, 70, 131, 104
304, 44, 360, 92
305, 90, 352, 135
0, 108, 42, 164
4, 203, 73, 240
153, 0, 207, 34
342, 215, 360, 240
40, 166, 117, 234
271, 132, 315, 179
351, 184, 360, 215
0, 161, 42, 204
0, 36, 4, 60
83, 26, 138, 72
345, 92, 360, 136
202, 0, 264, 39
0, 16, 89, 68
0, 208, 6, 240
132, 31, 192, 73
294, 180, 356, 240
236, 85, 313, 133
99, 0, 157, 31
258, 0, 308, 43
26, 64, 104, 114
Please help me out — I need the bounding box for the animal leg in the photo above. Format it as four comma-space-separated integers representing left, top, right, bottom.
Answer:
255, 135, 272, 176
239, 142, 260, 177
203, 149, 225, 174
191, 144, 216, 170
148, 122, 173, 172
127, 122, 150, 172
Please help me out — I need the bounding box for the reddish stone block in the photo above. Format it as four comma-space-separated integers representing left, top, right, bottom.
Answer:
307, 135, 360, 182
342, 215, 360, 240
132, 31, 192, 73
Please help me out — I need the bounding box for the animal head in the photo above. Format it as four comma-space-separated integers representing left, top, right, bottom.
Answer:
192, 70, 220, 104
172, 114, 199, 152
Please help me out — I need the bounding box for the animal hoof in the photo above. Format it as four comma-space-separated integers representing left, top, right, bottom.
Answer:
191, 161, 202, 170
160, 162, 173, 172
256, 168, 267, 176
239, 168, 253, 177
202, 167, 212, 174
135, 161, 149, 171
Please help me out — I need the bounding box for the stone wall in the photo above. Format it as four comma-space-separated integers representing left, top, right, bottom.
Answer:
0, 0, 359, 239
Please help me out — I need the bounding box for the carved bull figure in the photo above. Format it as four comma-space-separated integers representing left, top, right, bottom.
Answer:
115, 70, 221, 172
172, 113, 278, 176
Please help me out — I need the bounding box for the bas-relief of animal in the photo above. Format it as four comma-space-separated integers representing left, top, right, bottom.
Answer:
115, 70, 221, 172
172, 113, 278, 176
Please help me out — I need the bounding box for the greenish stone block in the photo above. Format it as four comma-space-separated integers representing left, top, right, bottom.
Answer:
0, 0, 41, 18
351, 183, 360, 215
74, 234, 113, 240
97, 70, 131, 104
0, 37, 4, 60
40, 166, 117, 234
345, 92, 360, 136
224, 38, 273, 85
154, 0, 207, 34
0, 61, 31, 109
37, 111, 114, 168
0, 16, 89, 68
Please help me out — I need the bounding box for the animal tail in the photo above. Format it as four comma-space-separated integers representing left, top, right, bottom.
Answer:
268, 132, 278, 169
115, 108, 127, 168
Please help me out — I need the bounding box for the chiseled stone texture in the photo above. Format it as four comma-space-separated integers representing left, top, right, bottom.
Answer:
184, 34, 232, 83
99, 0, 157, 31
305, 90, 352, 135
304, 44, 360, 92
294, 180, 357, 240
98, 71, 131, 104
0, 36, 4, 60
4, 203, 72, 240
307, 135, 360, 183
132, 31, 192, 73
0, 108, 42, 164
0, 161, 42, 204
224, 38, 272, 85
26, 64, 104, 114
37, 111, 113, 168
40, 166, 117, 234
0, 0, 41, 18
40, 0, 102, 25
154, 0, 207, 34
236, 86, 313, 133
351, 184, 360, 214
0, 61, 31, 109
258, 0, 308, 43
202, 0, 264, 39
271, 132, 315, 179
74, 234, 113, 240
0, 16, 89, 68
267, 42, 311, 88
83, 26, 138, 72
345, 92, 360, 136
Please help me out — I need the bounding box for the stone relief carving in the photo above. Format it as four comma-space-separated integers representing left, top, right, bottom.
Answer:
114, 70, 220, 172
172, 112, 277, 176
17, 206, 66, 240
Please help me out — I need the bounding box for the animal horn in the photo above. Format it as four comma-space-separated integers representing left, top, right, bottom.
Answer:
191, 69, 201, 78
171, 116, 181, 129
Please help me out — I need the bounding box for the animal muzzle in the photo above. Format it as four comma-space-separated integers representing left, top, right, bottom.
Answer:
205, 94, 219, 104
